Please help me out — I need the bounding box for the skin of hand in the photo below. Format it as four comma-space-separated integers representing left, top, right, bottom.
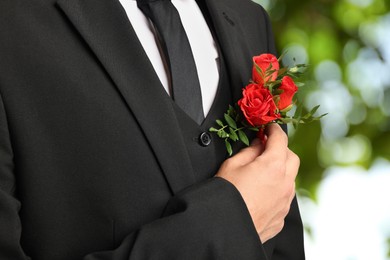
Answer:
215, 124, 300, 243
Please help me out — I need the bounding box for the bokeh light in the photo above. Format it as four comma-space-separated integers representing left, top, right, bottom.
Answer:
253, 0, 390, 258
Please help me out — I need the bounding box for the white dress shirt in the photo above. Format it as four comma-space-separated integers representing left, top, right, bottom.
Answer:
118, 0, 219, 116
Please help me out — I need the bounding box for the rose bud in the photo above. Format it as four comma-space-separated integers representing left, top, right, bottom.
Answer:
277, 76, 298, 111
252, 54, 280, 85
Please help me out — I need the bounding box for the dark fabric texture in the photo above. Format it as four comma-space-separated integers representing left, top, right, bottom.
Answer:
172, 44, 233, 182
0, 0, 305, 259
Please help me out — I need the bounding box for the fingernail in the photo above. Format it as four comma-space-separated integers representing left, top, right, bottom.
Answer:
265, 123, 277, 134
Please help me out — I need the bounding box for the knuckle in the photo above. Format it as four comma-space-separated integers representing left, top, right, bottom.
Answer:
281, 132, 288, 144
290, 182, 295, 199
291, 182, 296, 196
276, 221, 285, 233
283, 185, 293, 199
288, 182, 296, 195
281, 181, 295, 202
288, 149, 300, 165
282, 203, 291, 217
293, 154, 300, 166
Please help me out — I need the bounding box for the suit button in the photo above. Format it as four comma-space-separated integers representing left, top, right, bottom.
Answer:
199, 132, 212, 147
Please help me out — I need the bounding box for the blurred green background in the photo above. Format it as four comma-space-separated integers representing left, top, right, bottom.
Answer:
253, 0, 390, 259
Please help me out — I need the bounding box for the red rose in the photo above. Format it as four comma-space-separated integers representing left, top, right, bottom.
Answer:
252, 54, 279, 85
238, 83, 280, 127
277, 76, 298, 111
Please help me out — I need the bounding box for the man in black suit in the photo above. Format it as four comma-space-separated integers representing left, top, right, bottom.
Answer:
0, 0, 304, 259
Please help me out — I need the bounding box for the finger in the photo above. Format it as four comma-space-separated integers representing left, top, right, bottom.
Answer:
251, 138, 266, 154
285, 149, 300, 180
263, 124, 288, 158
231, 138, 264, 166
265, 124, 288, 148
289, 184, 296, 204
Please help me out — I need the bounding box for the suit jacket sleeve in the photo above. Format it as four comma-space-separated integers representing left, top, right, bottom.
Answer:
84, 178, 267, 260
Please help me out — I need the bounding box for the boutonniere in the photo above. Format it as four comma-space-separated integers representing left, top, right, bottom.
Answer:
210, 53, 326, 156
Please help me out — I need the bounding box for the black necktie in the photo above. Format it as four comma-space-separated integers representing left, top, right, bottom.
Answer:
137, 0, 205, 125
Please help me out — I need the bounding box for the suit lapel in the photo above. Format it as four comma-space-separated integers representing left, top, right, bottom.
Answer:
56, 0, 196, 194
200, 0, 253, 102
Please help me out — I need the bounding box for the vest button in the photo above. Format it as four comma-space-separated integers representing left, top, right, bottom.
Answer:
199, 132, 212, 147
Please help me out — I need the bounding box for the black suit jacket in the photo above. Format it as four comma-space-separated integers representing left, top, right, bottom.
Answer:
0, 0, 304, 259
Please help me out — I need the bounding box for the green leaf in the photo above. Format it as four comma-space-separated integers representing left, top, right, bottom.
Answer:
294, 103, 303, 118
224, 113, 237, 129
289, 66, 299, 73
301, 105, 320, 120
319, 113, 328, 119
229, 128, 239, 141
209, 127, 218, 132
309, 105, 320, 115
268, 80, 282, 90
277, 67, 288, 76
216, 120, 224, 127
280, 104, 293, 113
265, 69, 277, 78
265, 63, 274, 73
279, 117, 295, 124
228, 105, 235, 114
217, 130, 228, 138
248, 127, 260, 132
238, 130, 250, 146
225, 139, 233, 156
254, 62, 264, 80
273, 95, 281, 106
296, 63, 308, 68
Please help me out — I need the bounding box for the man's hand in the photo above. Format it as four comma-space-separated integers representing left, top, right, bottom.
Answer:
216, 124, 299, 243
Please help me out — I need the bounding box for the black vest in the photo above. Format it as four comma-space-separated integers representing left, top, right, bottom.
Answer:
172, 54, 233, 182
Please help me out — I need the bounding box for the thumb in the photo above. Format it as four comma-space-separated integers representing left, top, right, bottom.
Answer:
231, 138, 264, 166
